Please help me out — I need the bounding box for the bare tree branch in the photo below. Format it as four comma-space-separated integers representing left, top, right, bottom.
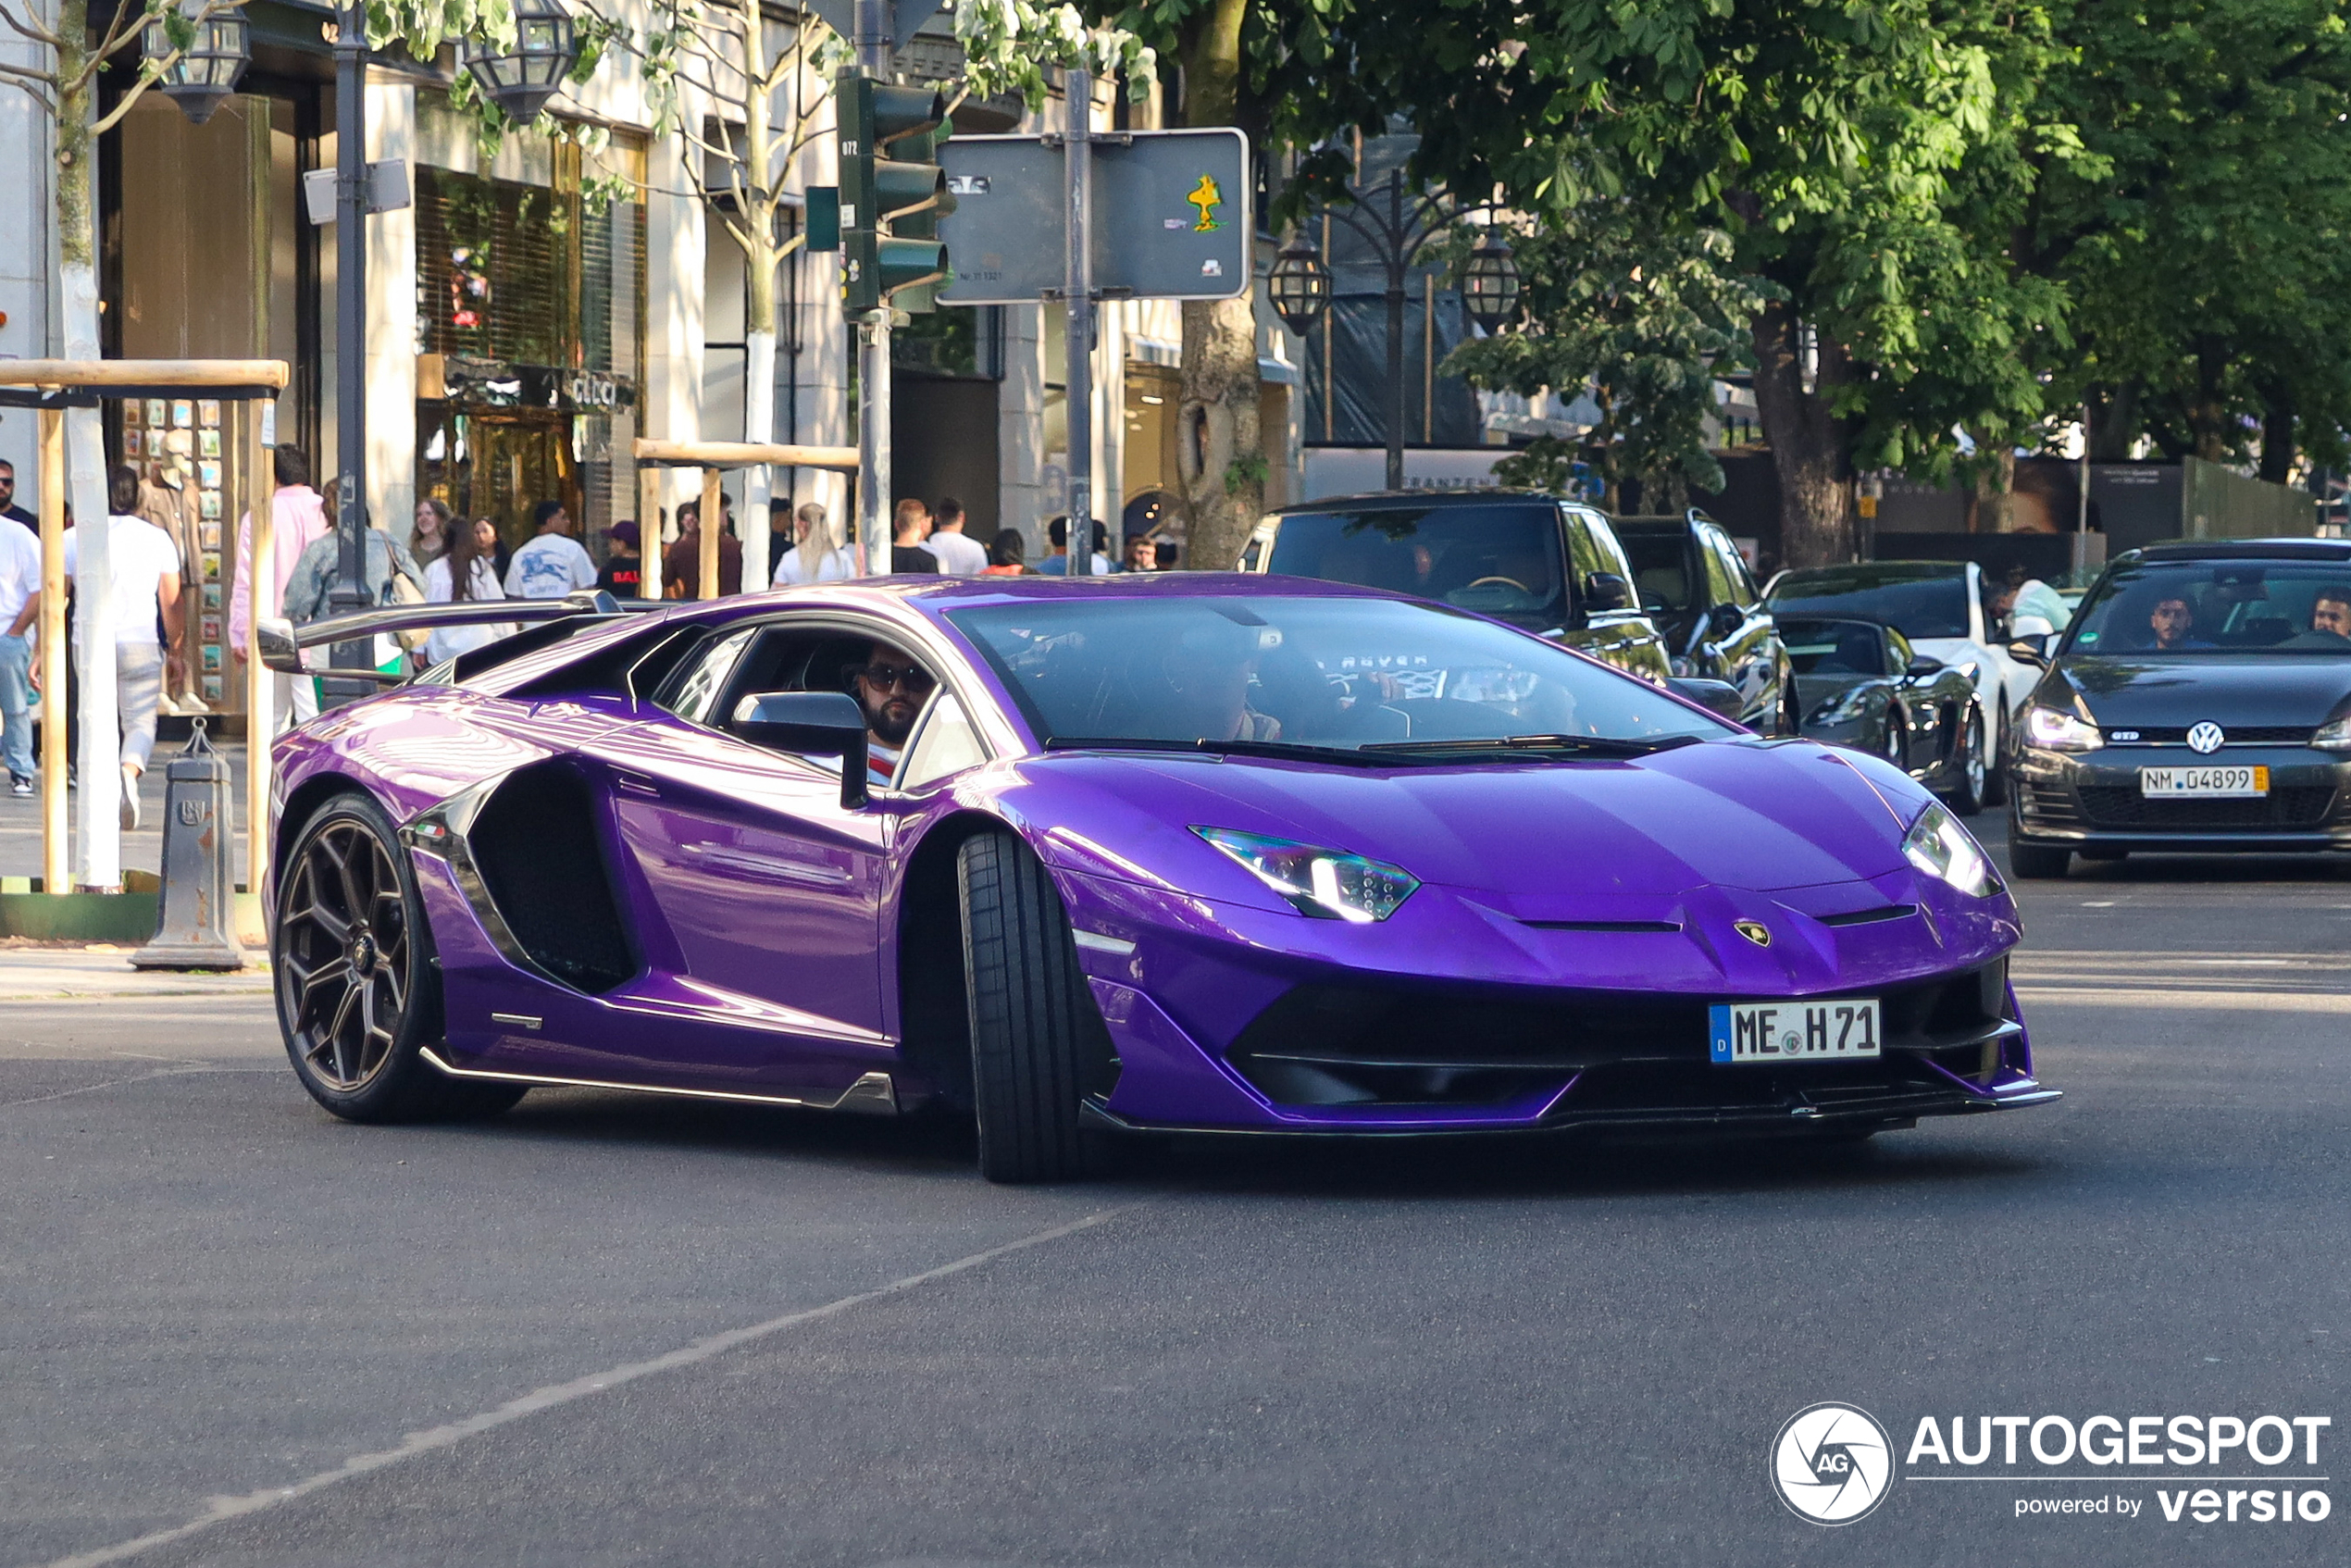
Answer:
0, 0, 66, 50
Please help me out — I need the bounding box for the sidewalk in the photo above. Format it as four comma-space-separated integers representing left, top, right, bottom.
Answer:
0, 733, 253, 883
0, 946, 272, 1001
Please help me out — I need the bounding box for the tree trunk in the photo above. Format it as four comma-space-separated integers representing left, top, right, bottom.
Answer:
2185, 336, 2232, 462
57, 0, 122, 888
1748, 302, 1856, 569
2258, 387, 2295, 485
735, 8, 775, 591
1171, 0, 1262, 568
1176, 297, 1263, 568
1968, 444, 2016, 533
2085, 380, 2138, 462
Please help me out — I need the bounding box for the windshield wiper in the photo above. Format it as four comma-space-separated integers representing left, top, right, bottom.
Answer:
1359, 732, 1709, 758
1043, 736, 1402, 767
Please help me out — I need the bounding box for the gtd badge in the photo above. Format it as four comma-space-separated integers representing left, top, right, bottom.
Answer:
1772, 1402, 1895, 1524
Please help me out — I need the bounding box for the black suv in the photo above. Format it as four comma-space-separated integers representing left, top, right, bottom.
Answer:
1245, 492, 1673, 686
1610, 510, 1795, 733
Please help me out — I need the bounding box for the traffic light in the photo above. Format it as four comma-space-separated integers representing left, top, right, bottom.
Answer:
836, 71, 956, 315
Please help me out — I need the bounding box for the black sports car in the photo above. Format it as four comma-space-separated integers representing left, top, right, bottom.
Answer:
2008, 540, 2351, 877
1781, 616, 1990, 813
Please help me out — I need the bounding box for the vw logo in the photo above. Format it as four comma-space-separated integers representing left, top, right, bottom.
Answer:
1772, 1402, 1895, 1525
2187, 722, 2225, 754
1735, 919, 1773, 948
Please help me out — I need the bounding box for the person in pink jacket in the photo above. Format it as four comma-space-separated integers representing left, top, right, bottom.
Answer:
228, 447, 331, 722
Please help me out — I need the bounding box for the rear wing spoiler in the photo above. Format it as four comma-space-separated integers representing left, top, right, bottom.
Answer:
255, 591, 663, 684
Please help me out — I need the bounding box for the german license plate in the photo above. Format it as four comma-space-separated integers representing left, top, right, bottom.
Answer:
2139, 765, 2267, 798
1709, 1000, 1881, 1064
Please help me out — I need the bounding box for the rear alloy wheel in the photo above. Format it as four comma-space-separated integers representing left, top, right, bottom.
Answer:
957, 828, 1114, 1183
2008, 840, 2072, 879
275, 792, 524, 1122
1881, 704, 1909, 769
1944, 707, 1986, 817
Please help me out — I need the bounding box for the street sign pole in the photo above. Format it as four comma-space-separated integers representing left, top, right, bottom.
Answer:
1064, 66, 1093, 578
854, 0, 892, 574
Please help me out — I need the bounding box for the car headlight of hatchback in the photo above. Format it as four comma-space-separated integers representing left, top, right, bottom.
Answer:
1192, 827, 1420, 923
2315, 715, 2351, 752
1903, 802, 2002, 899
2024, 703, 2103, 753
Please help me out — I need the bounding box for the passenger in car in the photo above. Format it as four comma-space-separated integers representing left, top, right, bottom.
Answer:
2282, 585, 2351, 649
846, 640, 936, 786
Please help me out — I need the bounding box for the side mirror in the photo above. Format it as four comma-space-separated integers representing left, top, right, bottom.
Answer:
1904, 654, 1945, 678
1706, 602, 1745, 640
1668, 677, 1746, 722
1583, 571, 1631, 612
2007, 635, 2050, 668
730, 691, 871, 808
255, 616, 304, 675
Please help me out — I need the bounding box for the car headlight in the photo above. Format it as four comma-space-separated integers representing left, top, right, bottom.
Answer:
2023, 703, 2103, 753
1903, 802, 2002, 899
2315, 716, 2351, 753
1192, 827, 1420, 923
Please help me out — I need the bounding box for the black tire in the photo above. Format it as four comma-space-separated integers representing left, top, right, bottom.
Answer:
274, 791, 525, 1123
957, 828, 1114, 1183
1943, 706, 1986, 817
1881, 703, 1909, 769
1983, 710, 2010, 807
2009, 840, 2071, 879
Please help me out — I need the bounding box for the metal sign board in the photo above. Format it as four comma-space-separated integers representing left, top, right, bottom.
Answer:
938, 128, 1251, 304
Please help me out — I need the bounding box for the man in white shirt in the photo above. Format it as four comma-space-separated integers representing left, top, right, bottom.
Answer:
504, 501, 597, 599
920, 495, 989, 576
0, 504, 40, 794
64, 467, 182, 828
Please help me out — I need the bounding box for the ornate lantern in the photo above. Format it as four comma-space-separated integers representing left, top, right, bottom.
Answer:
461, 0, 579, 127
1267, 235, 1333, 335
143, 1, 250, 126
1461, 230, 1523, 329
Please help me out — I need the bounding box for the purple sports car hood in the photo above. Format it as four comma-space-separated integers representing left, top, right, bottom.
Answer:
1019, 738, 1914, 902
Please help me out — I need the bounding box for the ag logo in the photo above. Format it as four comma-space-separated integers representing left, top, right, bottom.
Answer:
2187, 721, 2225, 753
1771, 1402, 1894, 1524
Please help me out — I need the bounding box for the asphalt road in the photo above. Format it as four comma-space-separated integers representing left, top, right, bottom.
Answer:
2, 819, 2345, 1568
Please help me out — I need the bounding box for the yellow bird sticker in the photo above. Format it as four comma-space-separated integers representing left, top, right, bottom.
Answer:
1188, 175, 1224, 232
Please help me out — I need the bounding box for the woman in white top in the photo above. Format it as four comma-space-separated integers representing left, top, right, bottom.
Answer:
772, 501, 859, 586
62, 466, 183, 828
421, 516, 512, 665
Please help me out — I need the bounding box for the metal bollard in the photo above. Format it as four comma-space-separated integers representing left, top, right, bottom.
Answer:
131, 718, 246, 971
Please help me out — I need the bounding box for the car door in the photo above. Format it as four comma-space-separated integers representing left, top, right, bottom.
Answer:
588, 616, 896, 1065
1695, 523, 1784, 728
1562, 507, 1673, 683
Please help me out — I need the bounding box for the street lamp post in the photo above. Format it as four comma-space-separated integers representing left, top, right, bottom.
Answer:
328, 0, 368, 682
1292, 169, 1517, 491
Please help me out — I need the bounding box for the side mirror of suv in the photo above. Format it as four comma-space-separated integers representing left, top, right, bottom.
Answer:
1705, 602, 1745, 641
1583, 572, 1631, 612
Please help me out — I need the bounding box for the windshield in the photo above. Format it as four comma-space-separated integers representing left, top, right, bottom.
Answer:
2067, 559, 2351, 655
1616, 531, 1694, 614
1778, 618, 1891, 678
1263, 505, 1567, 630
946, 596, 1732, 753
1767, 566, 1973, 641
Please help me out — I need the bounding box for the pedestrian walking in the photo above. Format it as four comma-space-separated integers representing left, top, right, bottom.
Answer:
505, 500, 598, 600
64, 466, 182, 829
0, 492, 38, 794
1037, 515, 1114, 576
228, 447, 333, 722
410, 498, 454, 564
422, 513, 512, 664
980, 529, 1028, 577
472, 517, 512, 583
662, 499, 744, 598
132, 471, 203, 713
280, 504, 427, 701
922, 495, 989, 576
889, 500, 941, 575
595, 520, 645, 598
772, 501, 856, 585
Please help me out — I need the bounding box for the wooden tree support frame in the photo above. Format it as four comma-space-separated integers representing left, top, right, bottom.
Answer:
0, 360, 291, 900
631, 439, 859, 602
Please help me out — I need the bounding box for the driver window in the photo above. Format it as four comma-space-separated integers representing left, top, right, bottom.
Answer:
896, 692, 989, 791
1700, 534, 1738, 609
655, 626, 758, 724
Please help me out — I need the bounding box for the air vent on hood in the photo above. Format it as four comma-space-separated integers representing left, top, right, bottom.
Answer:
1519, 919, 1684, 933
1817, 904, 1918, 927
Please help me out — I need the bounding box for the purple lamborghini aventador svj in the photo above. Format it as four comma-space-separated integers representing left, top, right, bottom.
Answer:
261, 575, 2058, 1181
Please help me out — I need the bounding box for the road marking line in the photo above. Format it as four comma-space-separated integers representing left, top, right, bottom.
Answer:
35, 1204, 1135, 1568
0, 1066, 273, 1110
2017, 985, 2351, 1013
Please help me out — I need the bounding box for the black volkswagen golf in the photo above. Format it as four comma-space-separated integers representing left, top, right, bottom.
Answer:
2007, 540, 2351, 877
